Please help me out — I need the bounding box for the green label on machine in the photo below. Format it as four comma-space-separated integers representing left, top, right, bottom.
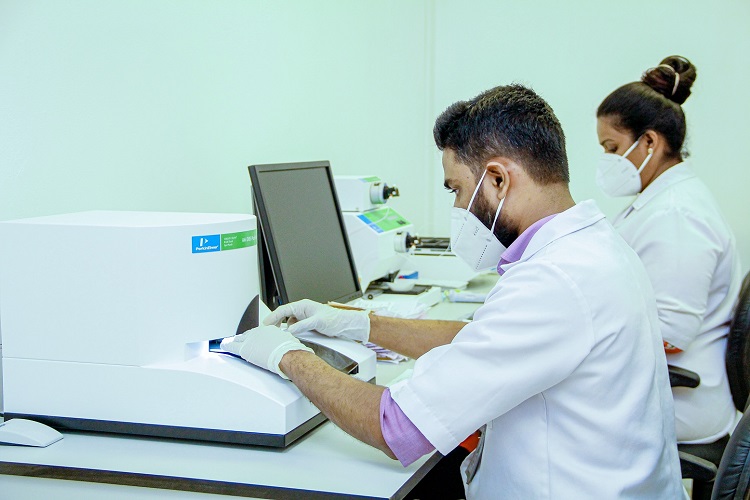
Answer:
361, 176, 381, 182
358, 207, 410, 233
221, 230, 257, 251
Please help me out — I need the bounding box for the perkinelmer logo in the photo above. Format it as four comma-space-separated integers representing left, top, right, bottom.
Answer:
192, 230, 257, 254
192, 234, 220, 253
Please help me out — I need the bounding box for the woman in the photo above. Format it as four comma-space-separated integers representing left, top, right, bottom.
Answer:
595, 55, 742, 454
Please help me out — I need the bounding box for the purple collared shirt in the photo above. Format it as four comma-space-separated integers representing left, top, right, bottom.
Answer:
497, 214, 557, 276
380, 213, 558, 466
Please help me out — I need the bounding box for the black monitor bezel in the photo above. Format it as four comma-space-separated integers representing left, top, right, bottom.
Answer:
248, 160, 363, 309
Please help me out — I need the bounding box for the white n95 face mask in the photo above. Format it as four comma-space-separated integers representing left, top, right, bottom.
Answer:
450, 169, 506, 272
595, 137, 653, 197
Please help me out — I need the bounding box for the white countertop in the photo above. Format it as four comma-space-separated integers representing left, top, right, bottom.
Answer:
0, 418, 438, 499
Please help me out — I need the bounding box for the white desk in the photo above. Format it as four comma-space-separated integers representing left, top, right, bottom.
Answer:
0, 275, 496, 499
425, 273, 497, 321
0, 419, 440, 499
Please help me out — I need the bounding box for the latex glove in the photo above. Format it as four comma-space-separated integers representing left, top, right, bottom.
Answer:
263, 299, 370, 343
220, 325, 314, 379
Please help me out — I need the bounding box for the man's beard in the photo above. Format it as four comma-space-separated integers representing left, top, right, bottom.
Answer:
472, 191, 519, 248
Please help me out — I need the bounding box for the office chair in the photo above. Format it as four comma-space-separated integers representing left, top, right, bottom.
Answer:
724, 270, 750, 411
670, 365, 700, 388
678, 270, 750, 499
676, 402, 750, 500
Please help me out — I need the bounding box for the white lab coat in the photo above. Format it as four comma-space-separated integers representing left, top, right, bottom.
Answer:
613, 162, 742, 444
390, 200, 682, 499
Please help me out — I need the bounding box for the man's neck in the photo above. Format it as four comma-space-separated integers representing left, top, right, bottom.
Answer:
516, 184, 575, 234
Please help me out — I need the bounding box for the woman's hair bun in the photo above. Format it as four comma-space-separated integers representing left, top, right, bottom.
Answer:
641, 55, 697, 105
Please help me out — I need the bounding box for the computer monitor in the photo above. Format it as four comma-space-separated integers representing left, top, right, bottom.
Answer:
248, 161, 362, 310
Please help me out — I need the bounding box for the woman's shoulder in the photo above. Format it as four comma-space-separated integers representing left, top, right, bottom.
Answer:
647, 167, 720, 217
649, 174, 736, 243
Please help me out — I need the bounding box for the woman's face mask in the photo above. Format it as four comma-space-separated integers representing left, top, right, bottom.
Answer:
595, 136, 653, 197
450, 168, 506, 272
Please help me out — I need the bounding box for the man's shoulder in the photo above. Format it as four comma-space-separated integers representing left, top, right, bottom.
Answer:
503, 218, 651, 305
530, 216, 627, 268
488, 258, 592, 309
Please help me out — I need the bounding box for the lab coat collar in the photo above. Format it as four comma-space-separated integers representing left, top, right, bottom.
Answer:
631, 161, 695, 212
498, 200, 605, 274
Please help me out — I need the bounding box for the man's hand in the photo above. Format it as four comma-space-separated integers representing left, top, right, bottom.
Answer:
220, 325, 314, 379
263, 299, 370, 343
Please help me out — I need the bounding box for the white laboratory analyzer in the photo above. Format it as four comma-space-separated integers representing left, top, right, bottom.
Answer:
334, 175, 478, 294
0, 211, 375, 447
334, 175, 418, 292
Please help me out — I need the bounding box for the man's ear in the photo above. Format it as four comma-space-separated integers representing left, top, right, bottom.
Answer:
485, 160, 510, 200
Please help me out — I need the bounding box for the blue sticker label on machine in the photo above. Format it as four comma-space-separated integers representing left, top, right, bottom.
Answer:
192, 235, 221, 253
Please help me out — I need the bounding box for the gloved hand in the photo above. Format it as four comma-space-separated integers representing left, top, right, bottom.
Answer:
220, 325, 314, 379
263, 299, 370, 343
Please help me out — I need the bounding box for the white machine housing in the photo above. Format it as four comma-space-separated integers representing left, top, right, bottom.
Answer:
340, 211, 416, 292
334, 175, 399, 213
335, 175, 417, 291
0, 211, 375, 447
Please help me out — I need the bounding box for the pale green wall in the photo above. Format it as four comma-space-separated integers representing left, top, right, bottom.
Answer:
0, 0, 434, 230
429, 0, 750, 273
1, 0, 748, 272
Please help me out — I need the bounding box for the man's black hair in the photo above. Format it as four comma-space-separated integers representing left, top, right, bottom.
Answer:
434, 84, 569, 184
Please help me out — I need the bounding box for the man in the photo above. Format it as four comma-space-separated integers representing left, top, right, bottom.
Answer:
221, 84, 683, 498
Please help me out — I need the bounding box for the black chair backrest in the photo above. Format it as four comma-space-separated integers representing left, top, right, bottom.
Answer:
726, 271, 750, 411
712, 407, 750, 499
